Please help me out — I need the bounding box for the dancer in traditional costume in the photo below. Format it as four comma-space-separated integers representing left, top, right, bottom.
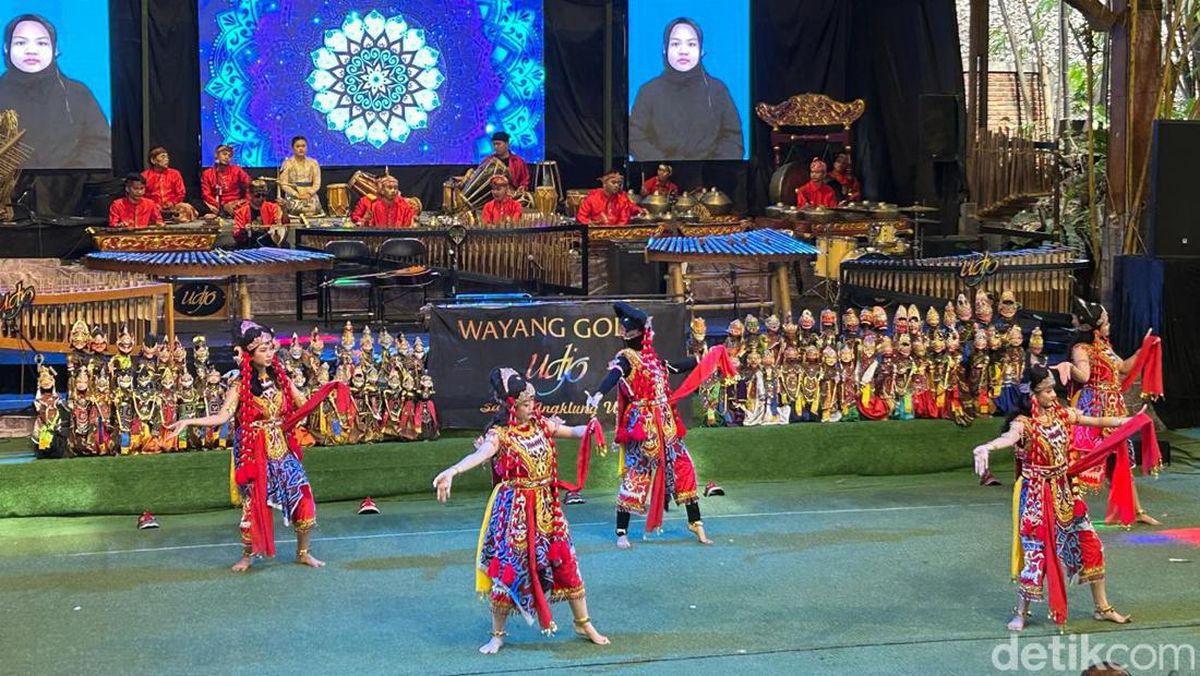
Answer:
170, 321, 349, 571
432, 368, 608, 653
972, 365, 1158, 630
587, 302, 735, 548
1058, 300, 1164, 525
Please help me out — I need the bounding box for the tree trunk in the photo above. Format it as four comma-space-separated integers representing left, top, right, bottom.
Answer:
997, 0, 1027, 130
1020, 0, 1051, 134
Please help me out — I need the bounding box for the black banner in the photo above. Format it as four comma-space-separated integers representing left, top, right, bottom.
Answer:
428, 299, 687, 429
174, 281, 228, 318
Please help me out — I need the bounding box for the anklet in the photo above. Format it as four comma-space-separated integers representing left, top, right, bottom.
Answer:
573, 616, 591, 627
490, 630, 507, 638
615, 529, 627, 537
297, 548, 309, 558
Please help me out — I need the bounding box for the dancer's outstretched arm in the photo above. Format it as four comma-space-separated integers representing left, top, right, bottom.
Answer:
433, 436, 499, 503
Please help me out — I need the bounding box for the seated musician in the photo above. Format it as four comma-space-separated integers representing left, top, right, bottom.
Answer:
577, 171, 641, 226
795, 158, 838, 209
233, 180, 288, 247
350, 175, 415, 228
108, 173, 163, 228
641, 163, 679, 197
488, 131, 530, 191
829, 152, 862, 202
278, 135, 323, 216
200, 143, 251, 216
142, 146, 198, 223
481, 175, 523, 225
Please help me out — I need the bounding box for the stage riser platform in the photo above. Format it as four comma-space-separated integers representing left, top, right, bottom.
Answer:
0, 421, 1004, 518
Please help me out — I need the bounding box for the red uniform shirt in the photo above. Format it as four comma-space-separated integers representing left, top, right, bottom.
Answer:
142, 167, 187, 206
481, 197, 524, 225
232, 201, 287, 244
830, 171, 862, 202
200, 164, 251, 210
492, 153, 530, 190
796, 181, 838, 208
641, 176, 679, 196
351, 195, 416, 228
108, 197, 163, 228
576, 189, 641, 226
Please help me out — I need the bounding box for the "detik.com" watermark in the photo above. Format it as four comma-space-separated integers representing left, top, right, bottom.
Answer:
991, 634, 1196, 672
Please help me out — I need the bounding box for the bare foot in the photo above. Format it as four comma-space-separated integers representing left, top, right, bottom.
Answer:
575, 621, 610, 645
230, 557, 252, 572
297, 552, 326, 568
1006, 613, 1027, 631
689, 522, 714, 545
479, 636, 504, 654
1094, 607, 1131, 624
616, 534, 632, 550
1136, 511, 1162, 526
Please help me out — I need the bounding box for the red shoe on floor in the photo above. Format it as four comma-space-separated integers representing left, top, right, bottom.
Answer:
704, 481, 725, 497
357, 497, 380, 514
137, 512, 159, 529
979, 470, 1002, 487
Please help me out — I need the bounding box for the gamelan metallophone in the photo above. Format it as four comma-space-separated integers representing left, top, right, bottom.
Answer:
296, 224, 587, 293
838, 247, 1089, 314
1, 262, 170, 354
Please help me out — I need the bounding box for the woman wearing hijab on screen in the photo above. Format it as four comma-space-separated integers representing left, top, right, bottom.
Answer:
629, 17, 743, 161
0, 14, 110, 169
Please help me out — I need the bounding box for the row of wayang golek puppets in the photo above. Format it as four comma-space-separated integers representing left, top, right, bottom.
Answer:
686, 290, 1044, 427
31, 320, 438, 458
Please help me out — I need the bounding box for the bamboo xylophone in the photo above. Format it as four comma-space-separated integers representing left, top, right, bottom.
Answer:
0, 276, 170, 353
838, 247, 1088, 314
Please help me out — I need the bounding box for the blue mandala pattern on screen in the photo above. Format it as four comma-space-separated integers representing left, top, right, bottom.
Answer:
200, 0, 543, 167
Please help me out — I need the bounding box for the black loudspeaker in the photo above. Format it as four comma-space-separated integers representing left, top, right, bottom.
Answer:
919, 94, 962, 162
607, 242, 664, 295
1149, 120, 1200, 258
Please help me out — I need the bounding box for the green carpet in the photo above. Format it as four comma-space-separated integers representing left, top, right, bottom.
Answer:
0, 420, 1006, 518
1, 472, 1197, 675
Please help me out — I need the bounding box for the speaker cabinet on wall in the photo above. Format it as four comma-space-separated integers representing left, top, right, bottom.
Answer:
607, 241, 664, 295
919, 94, 962, 162
1149, 120, 1200, 258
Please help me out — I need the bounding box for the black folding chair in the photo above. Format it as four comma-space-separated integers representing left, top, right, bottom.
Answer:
373, 237, 438, 321
318, 239, 377, 323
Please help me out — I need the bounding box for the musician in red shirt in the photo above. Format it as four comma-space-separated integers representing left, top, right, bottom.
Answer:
481, 175, 524, 225
577, 171, 641, 226
795, 158, 838, 208
640, 163, 679, 197
350, 175, 416, 228
200, 144, 251, 216
830, 152, 862, 202
142, 146, 198, 223
233, 180, 288, 247
108, 173, 163, 228
489, 131, 530, 191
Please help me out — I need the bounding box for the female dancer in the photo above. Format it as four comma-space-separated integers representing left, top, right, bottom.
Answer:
973, 365, 1154, 630
433, 368, 609, 654
171, 321, 347, 571
1058, 300, 1163, 525
587, 303, 735, 549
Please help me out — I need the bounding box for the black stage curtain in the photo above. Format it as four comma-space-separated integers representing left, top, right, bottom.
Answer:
18, 0, 964, 234
1155, 258, 1200, 429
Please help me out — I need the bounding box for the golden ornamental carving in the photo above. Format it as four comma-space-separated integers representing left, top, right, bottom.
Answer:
755, 94, 866, 130
88, 227, 219, 252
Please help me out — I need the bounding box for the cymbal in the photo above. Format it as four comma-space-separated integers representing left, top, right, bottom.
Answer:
899, 204, 939, 213
908, 217, 940, 224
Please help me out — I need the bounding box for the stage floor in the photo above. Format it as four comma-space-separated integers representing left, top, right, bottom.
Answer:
2, 471, 1198, 675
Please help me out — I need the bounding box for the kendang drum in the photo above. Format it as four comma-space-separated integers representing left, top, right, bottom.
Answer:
565, 189, 589, 217
815, 236, 857, 279
349, 170, 380, 197
326, 184, 350, 217
533, 186, 557, 215
455, 157, 508, 212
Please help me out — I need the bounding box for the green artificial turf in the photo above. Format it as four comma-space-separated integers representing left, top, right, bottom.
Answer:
0, 420, 1007, 518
